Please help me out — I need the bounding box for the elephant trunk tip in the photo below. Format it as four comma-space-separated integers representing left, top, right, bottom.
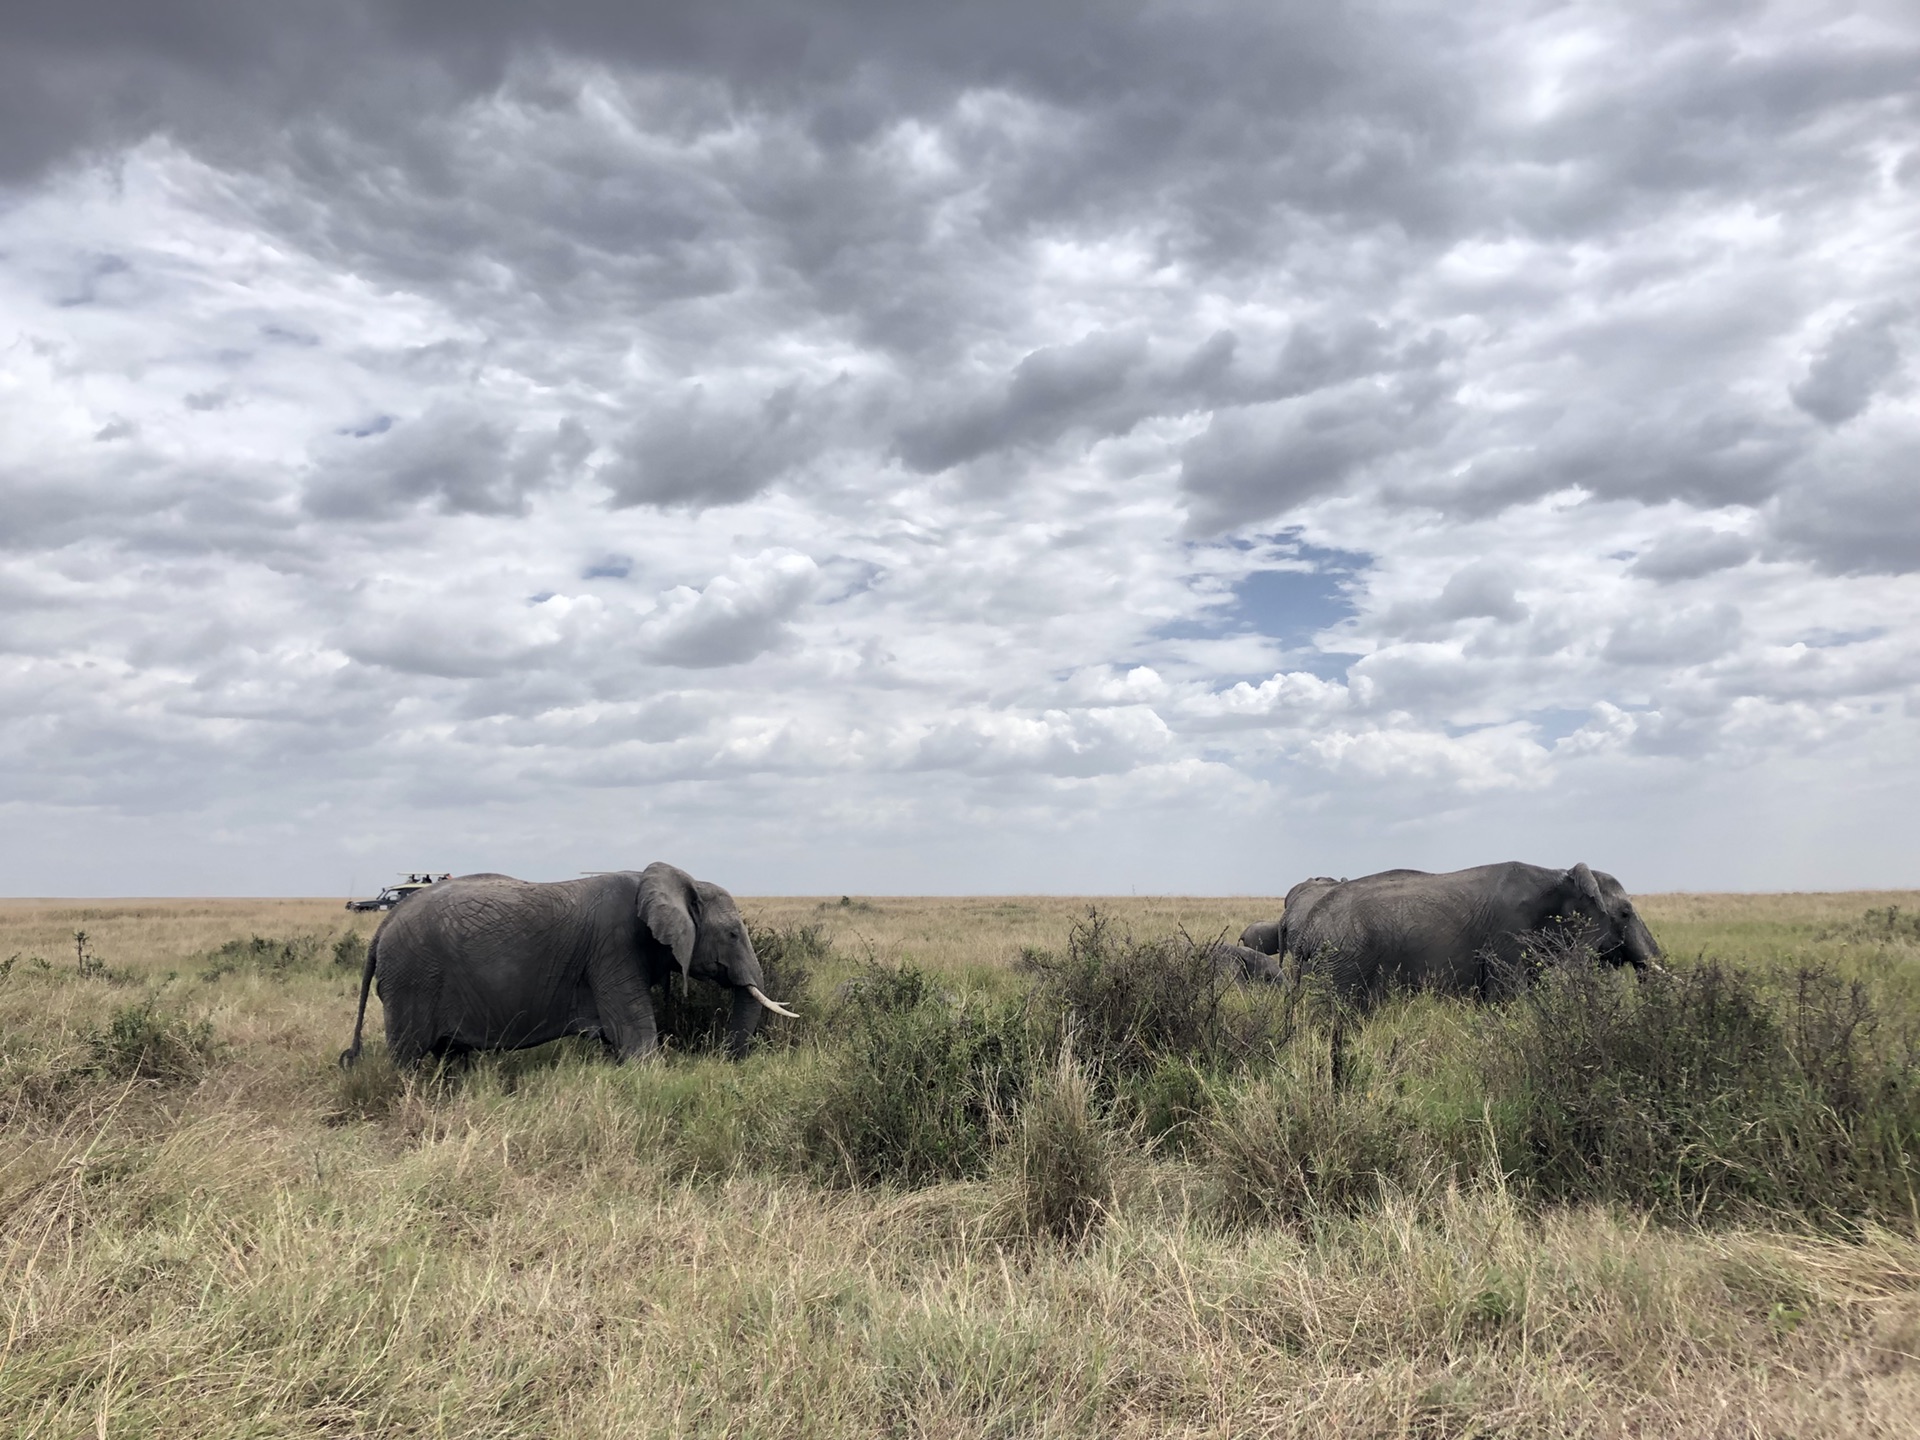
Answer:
1626, 916, 1663, 970
747, 984, 800, 1019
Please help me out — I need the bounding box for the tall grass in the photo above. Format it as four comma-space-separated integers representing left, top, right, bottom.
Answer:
997, 1039, 1113, 1243
5, 894, 1920, 1436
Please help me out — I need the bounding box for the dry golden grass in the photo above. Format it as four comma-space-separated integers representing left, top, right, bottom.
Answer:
3, 889, 1919, 1437
8, 886, 1916, 979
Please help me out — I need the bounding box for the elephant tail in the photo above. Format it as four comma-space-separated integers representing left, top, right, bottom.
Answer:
338, 929, 380, 1069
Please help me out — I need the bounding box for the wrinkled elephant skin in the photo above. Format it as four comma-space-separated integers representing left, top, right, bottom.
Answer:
339, 864, 789, 1067
1282, 861, 1661, 1004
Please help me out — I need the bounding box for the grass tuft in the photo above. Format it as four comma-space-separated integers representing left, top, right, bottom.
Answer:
328, 1043, 406, 1121
997, 1038, 1113, 1243
1203, 1034, 1428, 1226
84, 998, 221, 1083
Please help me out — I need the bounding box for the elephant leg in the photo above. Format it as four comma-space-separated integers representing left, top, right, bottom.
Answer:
1313, 946, 1370, 1007
383, 1005, 433, 1069
376, 976, 436, 1069
585, 946, 660, 1060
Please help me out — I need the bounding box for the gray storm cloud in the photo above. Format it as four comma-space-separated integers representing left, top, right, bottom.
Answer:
306, 409, 593, 519
1630, 529, 1757, 584
1792, 310, 1907, 427
0, 1, 1917, 893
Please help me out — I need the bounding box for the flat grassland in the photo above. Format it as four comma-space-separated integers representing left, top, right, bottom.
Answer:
4, 890, 1920, 1437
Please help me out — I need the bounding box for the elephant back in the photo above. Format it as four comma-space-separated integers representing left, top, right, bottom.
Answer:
375, 873, 578, 964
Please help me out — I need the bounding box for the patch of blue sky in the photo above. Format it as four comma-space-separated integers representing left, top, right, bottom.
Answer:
581, 555, 633, 580
1233, 567, 1356, 646
1162, 534, 1371, 650
1529, 708, 1595, 745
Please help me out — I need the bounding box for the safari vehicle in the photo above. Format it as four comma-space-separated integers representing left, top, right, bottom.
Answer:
345, 873, 452, 912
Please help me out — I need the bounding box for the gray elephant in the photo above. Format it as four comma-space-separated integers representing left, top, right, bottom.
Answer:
1238, 875, 1345, 958
1282, 861, 1661, 1003
338, 864, 797, 1068
1205, 940, 1285, 985
1238, 920, 1282, 955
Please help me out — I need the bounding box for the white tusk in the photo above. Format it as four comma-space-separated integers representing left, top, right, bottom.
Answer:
747, 985, 800, 1019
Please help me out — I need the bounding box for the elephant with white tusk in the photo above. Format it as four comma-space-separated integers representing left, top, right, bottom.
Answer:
338, 863, 797, 1068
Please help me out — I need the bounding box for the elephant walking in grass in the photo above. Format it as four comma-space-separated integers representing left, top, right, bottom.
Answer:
339, 864, 797, 1068
1281, 861, 1662, 1004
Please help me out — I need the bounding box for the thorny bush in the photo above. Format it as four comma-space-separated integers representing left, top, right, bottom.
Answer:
1018, 909, 1298, 1093
1481, 941, 1920, 1223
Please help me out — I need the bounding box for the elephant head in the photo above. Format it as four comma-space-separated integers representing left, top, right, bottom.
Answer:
1559, 863, 1662, 970
1275, 875, 1343, 959
639, 862, 796, 1057
1208, 940, 1285, 985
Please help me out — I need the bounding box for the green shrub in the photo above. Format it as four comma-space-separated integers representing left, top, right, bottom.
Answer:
827, 960, 941, 1018
71, 929, 128, 982
331, 931, 368, 970
1482, 950, 1920, 1223
1122, 1057, 1222, 1153
807, 963, 1036, 1187
1018, 909, 1296, 1094
197, 932, 330, 983
85, 1000, 221, 1083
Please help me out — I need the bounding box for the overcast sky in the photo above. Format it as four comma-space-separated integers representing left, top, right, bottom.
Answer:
3, 1, 1917, 897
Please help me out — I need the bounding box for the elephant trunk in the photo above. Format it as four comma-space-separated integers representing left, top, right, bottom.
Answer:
726, 985, 763, 1060
1621, 910, 1663, 970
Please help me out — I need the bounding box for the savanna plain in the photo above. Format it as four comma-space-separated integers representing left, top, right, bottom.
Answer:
5, 889, 1920, 1438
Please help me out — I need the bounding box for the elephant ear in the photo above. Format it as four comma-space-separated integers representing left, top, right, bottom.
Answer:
638, 863, 698, 984
1567, 862, 1606, 910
